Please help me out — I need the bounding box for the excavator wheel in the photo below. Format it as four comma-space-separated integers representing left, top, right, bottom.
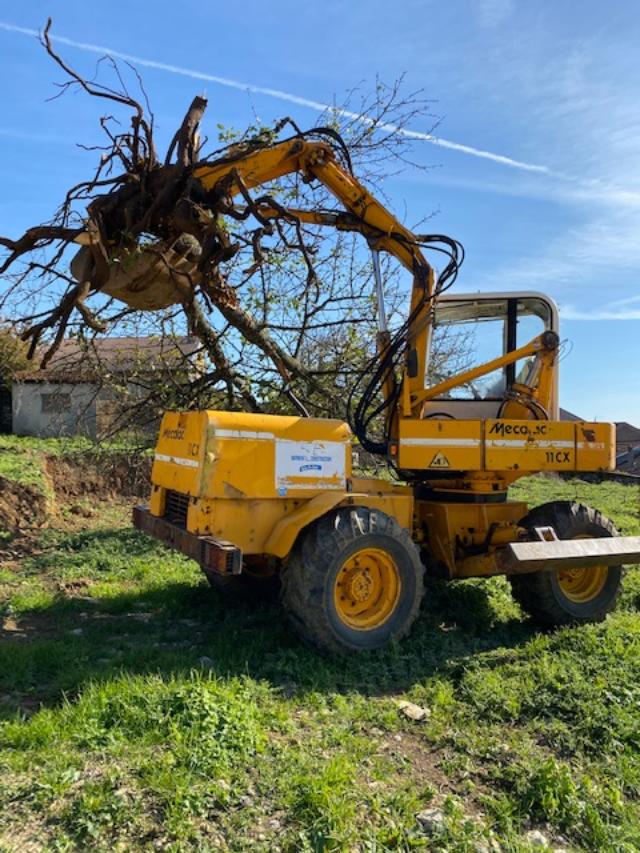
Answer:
509, 501, 623, 626
280, 507, 424, 655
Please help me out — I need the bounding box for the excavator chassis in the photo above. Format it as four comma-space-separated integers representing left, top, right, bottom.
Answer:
133, 502, 640, 579
132, 409, 640, 653
132, 505, 242, 576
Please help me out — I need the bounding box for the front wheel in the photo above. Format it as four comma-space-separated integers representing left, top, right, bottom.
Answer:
280, 507, 424, 655
509, 501, 623, 626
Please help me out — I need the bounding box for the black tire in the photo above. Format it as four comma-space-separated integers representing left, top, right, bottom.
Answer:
280, 506, 424, 655
509, 501, 623, 626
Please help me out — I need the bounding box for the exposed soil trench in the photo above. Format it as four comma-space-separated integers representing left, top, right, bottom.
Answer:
45, 452, 151, 502
0, 452, 152, 537
0, 476, 48, 534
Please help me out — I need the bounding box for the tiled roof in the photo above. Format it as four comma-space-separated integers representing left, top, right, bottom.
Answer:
14, 336, 201, 383
615, 421, 640, 442
559, 407, 583, 421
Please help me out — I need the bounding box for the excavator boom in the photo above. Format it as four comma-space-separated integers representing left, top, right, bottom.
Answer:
68, 130, 450, 438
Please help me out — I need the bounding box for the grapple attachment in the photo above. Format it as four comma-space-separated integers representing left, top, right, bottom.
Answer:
70, 235, 201, 311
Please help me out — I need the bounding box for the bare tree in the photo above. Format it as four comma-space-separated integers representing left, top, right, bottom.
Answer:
0, 19, 451, 427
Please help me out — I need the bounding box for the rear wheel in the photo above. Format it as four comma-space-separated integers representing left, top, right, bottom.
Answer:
280, 507, 424, 655
509, 501, 623, 626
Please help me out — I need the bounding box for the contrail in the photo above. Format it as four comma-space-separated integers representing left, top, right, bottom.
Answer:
0, 20, 551, 175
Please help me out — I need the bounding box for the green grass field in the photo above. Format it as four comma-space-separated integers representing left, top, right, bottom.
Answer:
0, 441, 639, 851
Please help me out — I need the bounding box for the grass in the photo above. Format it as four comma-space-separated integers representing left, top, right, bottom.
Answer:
0, 435, 150, 498
0, 435, 57, 490
0, 444, 639, 850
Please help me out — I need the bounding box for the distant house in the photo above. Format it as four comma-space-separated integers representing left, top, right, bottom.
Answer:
614, 422, 640, 455
11, 336, 201, 440
614, 423, 640, 473
559, 407, 583, 422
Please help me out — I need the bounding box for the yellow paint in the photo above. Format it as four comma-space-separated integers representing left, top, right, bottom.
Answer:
152, 411, 206, 496
333, 547, 401, 630
417, 500, 528, 577
397, 419, 482, 471
99, 130, 624, 594
264, 492, 347, 558
153, 410, 351, 501
394, 418, 613, 475
147, 406, 615, 573
415, 336, 542, 406
148, 484, 165, 516
575, 422, 616, 471
484, 419, 576, 472
557, 533, 609, 603
350, 494, 414, 534
150, 409, 423, 557
557, 565, 608, 602
454, 552, 503, 578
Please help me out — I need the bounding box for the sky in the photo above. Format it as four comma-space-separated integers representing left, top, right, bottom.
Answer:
0, 0, 639, 422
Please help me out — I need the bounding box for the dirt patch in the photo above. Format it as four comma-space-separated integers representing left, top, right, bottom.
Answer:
0, 815, 50, 853
381, 730, 452, 794
1, 452, 151, 538
45, 452, 151, 501
381, 730, 490, 817
0, 476, 48, 536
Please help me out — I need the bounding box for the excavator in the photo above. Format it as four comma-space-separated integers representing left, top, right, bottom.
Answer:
102, 131, 640, 654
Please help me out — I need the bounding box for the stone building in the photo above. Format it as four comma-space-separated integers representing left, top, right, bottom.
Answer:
11, 336, 201, 440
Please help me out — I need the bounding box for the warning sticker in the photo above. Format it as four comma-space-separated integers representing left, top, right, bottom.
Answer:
429, 451, 450, 468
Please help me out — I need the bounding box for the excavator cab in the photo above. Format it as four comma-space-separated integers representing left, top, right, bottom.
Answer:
423, 291, 559, 420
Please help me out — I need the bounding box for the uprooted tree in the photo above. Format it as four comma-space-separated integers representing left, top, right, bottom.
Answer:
0, 19, 449, 431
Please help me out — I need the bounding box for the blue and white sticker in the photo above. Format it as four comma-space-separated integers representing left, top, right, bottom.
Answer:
275, 439, 347, 490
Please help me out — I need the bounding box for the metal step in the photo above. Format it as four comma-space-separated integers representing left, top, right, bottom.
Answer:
500, 536, 640, 574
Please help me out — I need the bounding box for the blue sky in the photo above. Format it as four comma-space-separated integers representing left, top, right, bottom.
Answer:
1, 1, 639, 422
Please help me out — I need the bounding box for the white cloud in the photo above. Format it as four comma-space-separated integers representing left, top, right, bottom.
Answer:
451, 19, 640, 303
421, 169, 640, 209
474, 200, 640, 316
559, 305, 640, 321
1, 15, 638, 308
606, 295, 640, 309
0, 19, 551, 174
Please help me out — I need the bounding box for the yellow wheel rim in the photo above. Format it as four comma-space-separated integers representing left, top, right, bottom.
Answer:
334, 547, 401, 630
557, 535, 608, 603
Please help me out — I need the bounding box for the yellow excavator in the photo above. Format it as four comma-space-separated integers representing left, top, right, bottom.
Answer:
116, 133, 640, 654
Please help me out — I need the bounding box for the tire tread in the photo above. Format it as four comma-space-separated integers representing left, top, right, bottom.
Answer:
509, 501, 622, 626
280, 506, 424, 654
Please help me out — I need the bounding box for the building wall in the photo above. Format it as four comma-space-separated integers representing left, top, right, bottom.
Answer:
12, 382, 98, 439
